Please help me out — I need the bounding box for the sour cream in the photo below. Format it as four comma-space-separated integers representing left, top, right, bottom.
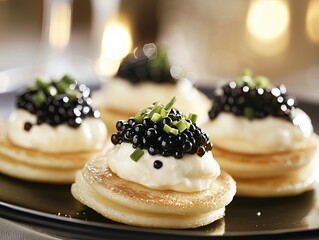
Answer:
203, 109, 313, 154
95, 77, 210, 124
8, 109, 107, 153
107, 143, 220, 192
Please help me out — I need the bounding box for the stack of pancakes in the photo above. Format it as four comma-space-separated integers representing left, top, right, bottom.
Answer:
0, 120, 107, 184
71, 156, 236, 229
213, 134, 319, 197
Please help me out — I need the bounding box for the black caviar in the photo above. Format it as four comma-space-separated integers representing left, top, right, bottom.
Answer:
17, 75, 100, 130
116, 43, 177, 84
111, 98, 212, 159
208, 70, 297, 122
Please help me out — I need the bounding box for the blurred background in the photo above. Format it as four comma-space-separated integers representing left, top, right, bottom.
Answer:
0, 0, 319, 101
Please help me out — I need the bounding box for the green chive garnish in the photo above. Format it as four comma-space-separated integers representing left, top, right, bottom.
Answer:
176, 120, 187, 132
169, 128, 179, 135
188, 113, 198, 123
61, 75, 76, 85
160, 108, 169, 118
130, 147, 144, 162
255, 76, 269, 89
31, 90, 46, 107
164, 97, 177, 110
66, 89, 81, 100
35, 78, 49, 89
46, 86, 57, 96
163, 124, 172, 133
163, 124, 179, 135
244, 107, 255, 120
134, 108, 150, 123
56, 82, 69, 93
148, 103, 163, 119
151, 113, 162, 122
243, 68, 253, 77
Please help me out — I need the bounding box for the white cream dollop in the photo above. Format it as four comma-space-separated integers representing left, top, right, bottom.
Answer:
95, 77, 210, 124
8, 109, 107, 153
203, 109, 313, 154
107, 143, 220, 192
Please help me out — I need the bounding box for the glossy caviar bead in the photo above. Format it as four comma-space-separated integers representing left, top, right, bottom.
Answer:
116, 120, 125, 131
153, 160, 163, 169
111, 134, 119, 145
24, 122, 32, 131
148, 146, 158, 155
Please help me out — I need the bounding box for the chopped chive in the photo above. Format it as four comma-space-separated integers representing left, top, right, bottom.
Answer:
164, 97, 177, 110
255, 76, 269, 89
243, 68, 253, 77
26, 84, 37, 92
243, 107, 255, 120
31, 90, 46, 107
169, 128, 179, 135
163, 124, 179, 135
235, 78, 244, 86
183, 119, 190, 128
247, 79, 256, 88
134, 108, 150, 123
61, 75, 76, 85
163, 124, 172, 133
172, 120, 179, 126
160, 108, 169, 118
134, 112, 144, 123
36, 78, 49, 89
148, 103, 163, 118
151, 113, 162, 122
130, 147, 144, 162
176, 120, 187, 132
46, 86, 57, 96
188, 113, 198, 123
56, 82, 69, 93
66, 89, 81, 100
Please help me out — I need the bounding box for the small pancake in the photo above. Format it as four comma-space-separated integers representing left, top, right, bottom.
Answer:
72, 172, 226, 229
84, 156, 236, 214
0, 119, 108, 184
71, 156, 236, 228
213, 134, 319, 179
236, 147, 319, 197
0, 152, 80, 183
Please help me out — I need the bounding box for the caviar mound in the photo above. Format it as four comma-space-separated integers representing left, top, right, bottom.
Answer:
17, 75, 100, 129
208, 69, 297, 122
116, 43, 177, 84
111, 97, 212, 159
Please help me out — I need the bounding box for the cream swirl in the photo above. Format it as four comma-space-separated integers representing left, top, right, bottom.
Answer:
203, 109, 313, 154
107, 143, 220, 192
8, 109, 107, 153
95, 77, 210, 124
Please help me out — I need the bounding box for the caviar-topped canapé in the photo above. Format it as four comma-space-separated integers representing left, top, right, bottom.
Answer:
17, 75, 100, 130
208, 69, 297, 122
116, 43, 177, 84
111, 97, 212, 161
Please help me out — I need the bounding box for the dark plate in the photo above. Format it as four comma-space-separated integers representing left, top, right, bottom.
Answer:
1, 90, 319, 240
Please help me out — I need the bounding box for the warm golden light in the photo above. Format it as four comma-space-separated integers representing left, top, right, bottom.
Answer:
246, 0, 290, 56
247, 0, 289, 41
306, 0, 319, 43
101, 21, 132, 60
96, 20, 132, 77
49, 1, 72, 50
